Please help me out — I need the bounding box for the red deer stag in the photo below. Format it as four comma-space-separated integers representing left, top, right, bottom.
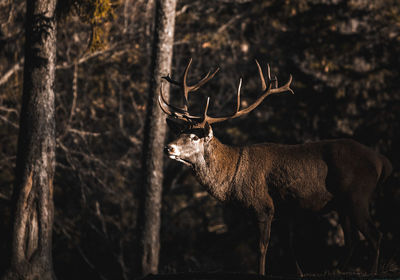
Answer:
159, 59, 392, 275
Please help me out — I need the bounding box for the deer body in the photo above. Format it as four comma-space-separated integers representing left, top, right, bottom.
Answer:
186, 137, 390, 213
159, 59, 392, 275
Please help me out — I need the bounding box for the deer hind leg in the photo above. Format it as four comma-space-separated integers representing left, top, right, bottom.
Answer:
257, 210, 273, 276
338, 212, 359, 271
350, 200, 382, 274
288, 219, 303, 276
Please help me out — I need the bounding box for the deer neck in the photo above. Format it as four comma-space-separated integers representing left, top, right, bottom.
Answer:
193, 137, 240, 201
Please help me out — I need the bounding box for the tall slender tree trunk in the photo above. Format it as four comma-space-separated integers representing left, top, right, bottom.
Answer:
140, 0, 177, 276
2, 0, 57, 279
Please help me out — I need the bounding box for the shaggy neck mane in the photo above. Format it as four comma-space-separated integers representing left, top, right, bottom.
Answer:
193, 137, 240, 201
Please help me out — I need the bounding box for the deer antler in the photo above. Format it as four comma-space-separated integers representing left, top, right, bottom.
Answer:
196, 60, 293, 127
160, 58, 219, 113
158, 59, 293, 128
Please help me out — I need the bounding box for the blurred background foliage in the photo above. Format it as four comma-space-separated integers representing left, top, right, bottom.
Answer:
0, 0, 399, 279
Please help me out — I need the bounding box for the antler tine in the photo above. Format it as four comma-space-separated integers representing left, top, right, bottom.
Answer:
162, 74, 181, 86
182, 59, 220, 109
181, 58, 193, 110
256, 60, 281, 91
273, 75, 278, 88
195, 78, 242, 128
188, 67, 220, 92
193, 96, 211, 128
158, 85, 187, 114
267, 64, 271, 81
163, 58, 219, 112
158, 89, 181, 117
255, 59, 267, 91
160, 58, 219, 123
158, 85, 202, 121
160, 58, 193, 111
203, 83, 273, 125
236, 78, 242, 113
203, 97, 210, 120
229, 70, 294, 117
270, 74, 294, 94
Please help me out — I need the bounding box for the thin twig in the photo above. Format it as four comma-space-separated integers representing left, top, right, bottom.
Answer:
0, 192, 10, 201
0, 58, 23, 87
0, 114, 19, 128
56, 45, 130, 70
0, 105, 18, 115
217, 13, 243, 34
68, 61, 78, 125
68, 128, 101, 137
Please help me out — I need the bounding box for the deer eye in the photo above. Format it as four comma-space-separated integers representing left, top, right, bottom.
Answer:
190, 134, 199, 141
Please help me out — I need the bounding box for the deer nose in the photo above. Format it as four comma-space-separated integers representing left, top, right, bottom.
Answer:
164, 145, 175, 155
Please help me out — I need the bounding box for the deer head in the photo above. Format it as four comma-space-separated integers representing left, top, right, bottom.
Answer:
164, 121, 213, 167
160, 58, 293, 166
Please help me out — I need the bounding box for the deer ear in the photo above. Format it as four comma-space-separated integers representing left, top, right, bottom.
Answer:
166, 118, 184, 134
204, 122, 213, 142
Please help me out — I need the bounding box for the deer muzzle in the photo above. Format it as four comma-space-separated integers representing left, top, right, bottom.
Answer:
164, 144, 176, 155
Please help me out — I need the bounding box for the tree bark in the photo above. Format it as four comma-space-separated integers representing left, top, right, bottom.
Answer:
140, 0, 177, 276
2, 0, 57, 279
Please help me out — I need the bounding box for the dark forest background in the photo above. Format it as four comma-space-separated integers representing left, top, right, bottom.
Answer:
0, 0, 399, 279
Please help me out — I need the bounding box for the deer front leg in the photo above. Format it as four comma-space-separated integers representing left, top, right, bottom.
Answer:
257, 209, 274, 275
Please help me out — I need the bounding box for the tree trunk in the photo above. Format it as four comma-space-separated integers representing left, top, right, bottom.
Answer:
2, 0, 57, 279
140, 0, 177, 276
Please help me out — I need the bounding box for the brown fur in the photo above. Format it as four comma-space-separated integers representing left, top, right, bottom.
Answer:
165, 124, 392, 275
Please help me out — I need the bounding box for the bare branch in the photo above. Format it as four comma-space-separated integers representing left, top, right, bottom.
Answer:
0, 58, 23, 87
68, 128, 101, 137
56, 45, 133, 70
0, 105, 18, 115
0, 192, 10, 202
0, 114, 19, 128
68, 62, 78, 125
217, 13, 243, 34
